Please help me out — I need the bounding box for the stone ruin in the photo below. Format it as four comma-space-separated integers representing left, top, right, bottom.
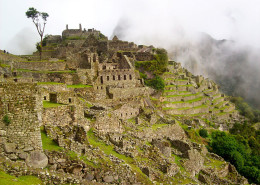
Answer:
0, 24, 248, 184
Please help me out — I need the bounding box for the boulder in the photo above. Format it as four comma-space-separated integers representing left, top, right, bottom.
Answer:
4, 143, 16, 153
0, 130, 6, 136
23, 146, 34, 152
85, 173, 94, 181
49, 164, 57, 171
103, 175, 114, 183
9, 153, 18, 160
18, 152, 28, 160
67, 163, 83, 175
25, 150, 48, 169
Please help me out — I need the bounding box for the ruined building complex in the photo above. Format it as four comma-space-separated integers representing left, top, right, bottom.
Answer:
0, 25, 248, 184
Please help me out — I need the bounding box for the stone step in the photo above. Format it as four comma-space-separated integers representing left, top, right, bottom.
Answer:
163, 104, 209, 115
162, 97, 206, 109
164, 92, 203, 102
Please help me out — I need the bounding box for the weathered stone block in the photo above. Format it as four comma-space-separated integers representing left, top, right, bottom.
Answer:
4, 143, 16, 153
25, 150, 48, 169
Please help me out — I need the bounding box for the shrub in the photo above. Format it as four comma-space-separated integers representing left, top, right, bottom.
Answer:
145, 76, 165, 90
2, 115, 10, 126
199, 129, 208, 138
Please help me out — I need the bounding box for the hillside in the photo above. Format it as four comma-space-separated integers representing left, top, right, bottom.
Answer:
0, 24, 257, 184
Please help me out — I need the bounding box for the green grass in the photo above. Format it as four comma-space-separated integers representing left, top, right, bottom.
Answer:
164, 90, 190, 94
163, 97, 203, 104
165, 92, 200, 98
67, 84, 92, 88
43, 101, 65, 108
205, 157, 225, 169
165, 84, 193, 88
0, 63, 11, 68
37, 82, 64, 85
79, 97, 92, 108
151, 123, 168, 130
163, 104, 208, 111
41, 128, 63, 152
0, 171, 43, 185
87, 128, 152, 184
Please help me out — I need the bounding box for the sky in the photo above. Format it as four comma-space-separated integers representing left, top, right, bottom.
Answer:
1, 0, 260, 54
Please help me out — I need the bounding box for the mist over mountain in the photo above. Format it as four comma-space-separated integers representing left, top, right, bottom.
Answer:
167, 33, 260, 109
112, 20, 260, 109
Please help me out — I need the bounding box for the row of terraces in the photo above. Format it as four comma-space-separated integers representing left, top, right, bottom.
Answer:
160, 63, 237, 123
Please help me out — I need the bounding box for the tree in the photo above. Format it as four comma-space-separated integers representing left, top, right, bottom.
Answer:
26, 7, 49, 60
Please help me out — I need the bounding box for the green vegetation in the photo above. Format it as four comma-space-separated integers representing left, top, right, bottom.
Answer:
0, 170, 43, 185
199, 129, 208, 138
87, 128, 152, 184
40, 127, 63, 151
67, 84, 92, 88
2, 115, 11, 126
26, 7, 49, 60
79, 97, 93, 108
151, 123, 168, 130
43, 101, 65, 108
37, 82, 63, 85
144, 75, 165, 90
135, 48, 168, 90
210, 130, 260, 184
230, 96, 260, 122
0, 62, 11, 68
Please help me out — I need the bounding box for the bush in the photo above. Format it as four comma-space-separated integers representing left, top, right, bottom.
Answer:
145, 76, 165, 90
2, 115, 10, 125
199, 129, 208, 138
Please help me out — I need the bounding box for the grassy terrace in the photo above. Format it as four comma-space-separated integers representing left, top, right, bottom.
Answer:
43, 101, 65, 108
162, 96, 203, 104
212, 97, 224, 103
165, 84, 193, 87
165, 92, 201, 98
37, 82, 64, 85
164, 90, 190, 94
41, 127, 63, 151
0, 170, 43, 185
0, 63, 11, 68
87, 129, 152, 184
16, 69, 76, 73
79, 97, 93, 108
67, 84, 92, 88
163, 104, 208, 111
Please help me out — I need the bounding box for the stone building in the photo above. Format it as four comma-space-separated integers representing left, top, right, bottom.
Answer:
62, 24, 100, 40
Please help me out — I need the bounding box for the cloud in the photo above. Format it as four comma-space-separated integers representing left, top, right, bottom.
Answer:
5, 27, 38, 55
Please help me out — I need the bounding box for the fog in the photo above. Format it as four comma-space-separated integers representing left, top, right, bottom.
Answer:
1, 0, 260, 108
110, 1, 260, 108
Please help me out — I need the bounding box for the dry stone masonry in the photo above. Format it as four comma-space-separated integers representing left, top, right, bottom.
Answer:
0, 24, 248, 184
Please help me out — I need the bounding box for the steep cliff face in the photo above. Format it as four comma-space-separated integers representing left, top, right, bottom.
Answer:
0, 31, 249, 184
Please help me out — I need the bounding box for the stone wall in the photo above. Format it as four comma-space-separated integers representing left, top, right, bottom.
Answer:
0, 83, 42, 151
114, 104, 140, 120
134, 52, 154, 61
98, 69, 136, 88
42, 105, 73, 126
13, 61, 66, 71
109, 87, 149, 100
17, 71, 80, 85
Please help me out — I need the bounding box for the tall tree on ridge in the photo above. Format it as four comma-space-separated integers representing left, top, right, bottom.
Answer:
26, 7, 49, 60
